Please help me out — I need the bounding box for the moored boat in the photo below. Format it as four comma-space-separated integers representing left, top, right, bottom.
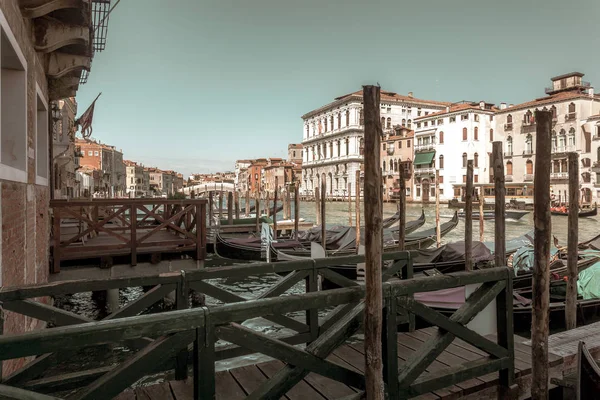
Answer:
551, 204, 597, 217
457, 209, 529, 220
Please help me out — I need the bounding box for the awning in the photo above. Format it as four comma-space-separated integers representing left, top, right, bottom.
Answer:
414, 151, 435, 165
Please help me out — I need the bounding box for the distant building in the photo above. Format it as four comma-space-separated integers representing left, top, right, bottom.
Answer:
301, 89, 450, 198
381, 126, 414, 202
76, 139, 126, 197
263, 161, 293, 194
248, 159, 268, 193
53, 97, 78, 199
288, 144, 303, 164
234, 159, 253, 190
125, 160, 148, 197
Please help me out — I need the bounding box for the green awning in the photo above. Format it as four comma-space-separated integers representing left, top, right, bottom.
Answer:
414, 151, 435, 165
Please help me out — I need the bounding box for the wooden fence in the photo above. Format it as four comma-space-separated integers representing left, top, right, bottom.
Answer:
0, 253, 514, 399
50, 198, 207, 273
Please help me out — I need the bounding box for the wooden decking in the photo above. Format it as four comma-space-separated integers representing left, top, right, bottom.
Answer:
121, 328, 563, 400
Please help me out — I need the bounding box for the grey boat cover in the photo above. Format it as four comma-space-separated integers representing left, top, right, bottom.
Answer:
483, 230, 534, 254
411, 241, 493, 265
581, 233, 600, 251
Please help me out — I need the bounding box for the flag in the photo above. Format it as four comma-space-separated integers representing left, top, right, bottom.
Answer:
76, 93, 101, 138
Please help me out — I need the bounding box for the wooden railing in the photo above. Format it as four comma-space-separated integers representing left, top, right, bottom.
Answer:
0, 255, 514, 399
50, 198, 207, 273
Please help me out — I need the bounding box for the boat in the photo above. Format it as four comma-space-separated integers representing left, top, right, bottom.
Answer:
383, 209, 425, 230
577, 341, 600, 397
551, 204, 597, 217
214, 233, 305, 261
457, 210, 529, 220
218, 216, 272, 225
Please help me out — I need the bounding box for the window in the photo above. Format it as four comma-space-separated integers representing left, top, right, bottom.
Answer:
507, 114, 513, 123
36, 88, 49, 184
474, 114, 480, 122
474, 153, 479, 167
490, 129, 494, 142
398, 141, 402, 149
551, 105, 557, 119
525, 134, 533, 154
439, 175, 444, 184
438, 119, 443, 125
1, 25, 27, 182
425, 112, 429, 116
407, 107, 412, 115
345, 110, 350, 126
474, 127, 478, 141
407, 140, 411, 148
88, 150, 93, 156
463, 175, 466, 183
424, 121, 428, 127
381, 117, 385, 127
382, 143, 386, 151
439, 155, 444, 169
507, 136, 513, 154
461, 114, 468, 121
524, 110, 533, 124
359, 138, 364, 156
386, 117, 391, 129
506, 161, 513, 175
416, 187, 421, 197
490, 115, 494, 121
526, 160, 533, 175
383, 160, 386, 172
450, 116, 456, 123
417, 122, 422, 128
407, 119, 412, 129
394, 160, 399, 172
568, 102, 576, 114
330, 116, 334, 131
345, 138, 349, 155
454, 188, 461, 197
462, 153, 467, 167
462, 128, 467, 141
474, 175, 479, 183
337, 113, 341, 129
417, 108, 422, 116
439, 131, 444, 144
402, 118, 406, 126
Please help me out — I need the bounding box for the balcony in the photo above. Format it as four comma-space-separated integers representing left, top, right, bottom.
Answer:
592, 162, 600, 173
520, 123, 536, 134
524, 174, 534, 182
593, 134, 600, 141
413, 167, 435, 176
565, 113, 577, 122
414, 143, 436, 152
550, 172, 569, 180
504, 151, 513, 158
505, 175, 513, 182
504, 123, 513, 131
552, 145, 576, 155
523, 149, 534, 156
545, 81, 590, 94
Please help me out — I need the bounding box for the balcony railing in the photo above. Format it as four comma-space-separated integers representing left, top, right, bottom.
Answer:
520, 123, 536, 134
505, 175, 513, 182
504, 123, 513, 131
414, 143, 436, 152
413, 167, 435, 175
523, 149, 534, 156
504, 151, 513, 158
565, 113, 577, 121
550, 172, 569, 180
552, 145, 576, 154
545, 81, 590, 94
524, 174, 534, 182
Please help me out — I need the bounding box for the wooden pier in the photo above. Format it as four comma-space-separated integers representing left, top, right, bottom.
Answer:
51, 198, 207, 273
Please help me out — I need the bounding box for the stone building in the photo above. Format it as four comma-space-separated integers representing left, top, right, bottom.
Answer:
248, 158, 267, 193
52, 97, 78, 198
0, 0, 109, 376
234, 159, 252, 191
76, 139, 126, 197
301, 89, 449, 198
413, 101, 498, 203
125, 160, 148, 197
288, 144, 303, 164
381, 126, 414, 202
263, 161, 293, 194
495, 72, 600, 204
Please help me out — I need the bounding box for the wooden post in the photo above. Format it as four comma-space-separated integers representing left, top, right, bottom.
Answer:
398, 166, 406, 251
285, 188, 291, 220
532, 110, 552, 400
492, 142, 506, 267
566, 152, 579, 330
227, 192, 233, 225
245, 190, 250, 217
321, 179, 326, 252
294, 183, 300, 241
315, 185, 321, 226
234, 191, 240, 219
130, 204, 137, 266
219, 186, 224, 220
479, 187, 485, 242
348, 182, 352, 226
362, 85, 384, 399
208, 191, 214, 227
266, 192, 271, 219
255, 195, 260, 233
53, 206, 61, 273
273, 177, 278, 239
435, 169, 440, 248
465, 160, 473, 271
355, 169, 361, 253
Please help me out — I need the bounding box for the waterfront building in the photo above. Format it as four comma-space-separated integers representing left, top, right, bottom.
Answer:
125, 160, 148, 197
76, 139, 126, 197
234, 159, 253, 191
381, 126, 414, 201
264, 161, 294, 194
495, 72, 600, 204
288, 144, 303, 164
147, 167, 164, 196
75, 168, 95, 198
301, 90, 449, 198
248, 158, 268, 193
413, 101, 498, 202
52, 97, 79, 199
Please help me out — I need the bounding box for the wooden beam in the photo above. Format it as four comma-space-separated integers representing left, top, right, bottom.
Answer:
355, 170, 361, 253
193, 324, 215, 399
321, 179, 326, 251
362, 85, 384, 400
294, 184, 300, 241
348, 181, 353, 227
435, 169, 440, 248
227, 192, 233, 225
566, 152, 579, 330
0, 383, 62, 400
479, 187, 485, 242
465, 160, 473, 271
274, 177, 278, 239
46, 52, 90, 79
492, 142, 506, 266
315, 185, 321, 226
399, 165, 406, 250
532, 110, 552, 400
34, 19, 89, 53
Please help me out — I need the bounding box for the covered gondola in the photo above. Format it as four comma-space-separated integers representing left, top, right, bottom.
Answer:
214, 233, 304, 261
457, 210, 529, 220
383, 209, 426, 230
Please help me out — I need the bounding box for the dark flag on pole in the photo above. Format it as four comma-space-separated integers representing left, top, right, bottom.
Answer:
76, 92, 102, 138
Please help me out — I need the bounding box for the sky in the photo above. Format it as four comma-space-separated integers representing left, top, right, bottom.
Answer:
76, 0, 600, 178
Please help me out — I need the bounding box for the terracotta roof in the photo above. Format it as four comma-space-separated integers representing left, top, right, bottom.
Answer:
288, 144, 303, 149
414, 103, 497, 120
496, 91, 600, 114
383, 130, 415, 142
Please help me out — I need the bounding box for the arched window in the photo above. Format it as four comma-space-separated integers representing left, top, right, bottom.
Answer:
462, 153, 467, 167
474, 127, 478, 140
526, 160, 533, 175
395, 160, 399, 172
507, 114, 513, 123
329, 142, 333, 158
330, 116, 334, 131
568, 127, 576, 147
359, 109, 364, 125
337, 113, 341, 129
462, 128, 467, 141
526, 134, 533, 154
381, 117, 385, 127
524, 110, 532, 124
383, 160, 386, 173
551, 105, 557, 119
507, 136, 513, 154
506, 161, 513, 175
439, 155, 444, 169
439, 131, 444, 144
407, 119, 412, 129
559, 129, 566, 150
474, 153, 479, 167
490, 128, 494, 142
345, 110, 350, 126
345, 138, 350, 155
568, 102, 576, 114
337, 140, 341, 156
386, 117, 392, 129
402, 118, 406, 126
552, 130, 557, 151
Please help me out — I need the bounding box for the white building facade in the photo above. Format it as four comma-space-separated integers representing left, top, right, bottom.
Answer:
234, 160, 252, 191
413, 102, 498, 202
301, 90, 449, 198
495, 72, 600, 204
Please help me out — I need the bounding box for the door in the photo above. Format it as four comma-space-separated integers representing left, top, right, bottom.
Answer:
422, 179, 430, 203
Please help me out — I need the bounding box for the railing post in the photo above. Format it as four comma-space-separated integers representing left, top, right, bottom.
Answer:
194, 311, 215, 400
306, 261, 319, 343
0, 307, 4, 380
383, 290, 399, 398
131, 204, 137, 266
175, 271, 190, 380
197, 203, 206, 262
496, 269, 515, 397
52, 206, 61, 273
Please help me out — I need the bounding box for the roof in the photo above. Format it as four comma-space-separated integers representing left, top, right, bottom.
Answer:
302, 89, 451, 119
496, 91, 599, 114
288, 144, 303, 149
551, 72, 584, 81
414, 102, 497, 120
383, 130, 415, 142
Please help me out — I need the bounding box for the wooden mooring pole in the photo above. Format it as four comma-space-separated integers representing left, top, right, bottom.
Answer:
227, 192, 233, 225
492, 142, 506, 266
294, 183, 300, 241
566, 152, 579, 330
245, 190, 250, 217
315, 185, 321, 226
273, 177, 278, 240
465, 160, 473, 271
479, 187, 485, 242
348, 182, 352, 227
208, 191, 214, 227
255, 194, 260, 233
398, 165, 406, 251
435, 169, 440, 248
532, 110, 552, 400
355, 170, 361, 253
362, 85, 384, 399
218, 190, 223, 222
321, 179, 326, 252
234, 191, 240, 219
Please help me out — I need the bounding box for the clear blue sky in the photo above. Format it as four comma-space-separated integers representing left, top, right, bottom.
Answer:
76, 0, 600, 178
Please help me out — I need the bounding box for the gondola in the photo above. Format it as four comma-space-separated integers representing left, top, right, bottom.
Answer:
577, 341, 600, 397
457, 210, 529, 220
214, 233, 305, 261
551, 205, 597, 217
383, 209, 425, 231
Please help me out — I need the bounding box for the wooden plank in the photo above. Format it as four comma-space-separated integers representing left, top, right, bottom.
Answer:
138, 382, 175, 400
1, 299, 93, 326
321, 179, 326, 250
105, 284, 176, 320
230, 365, 268, 395
194, 325, 215, 400
492, 141, 506, 267
384, 296, 399, 397
23, 366, 113, 394
113, 390, 136, 400
465, 160, 473, 271
566, 151, 579, 330
257, 360, 324, 400
294, 184, 300, 241
0, 383, 62, 400
399, 162, 406, 250
215, 371, 246, 400
169, 380, 192, 400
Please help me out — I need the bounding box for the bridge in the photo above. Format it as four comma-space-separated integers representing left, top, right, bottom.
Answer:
183, 182, 236, 195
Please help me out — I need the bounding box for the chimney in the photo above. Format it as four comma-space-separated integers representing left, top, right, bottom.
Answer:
509, 104, 514, 108
500, 102, 507, 110
408, 92, 413, 98
479, 101, 485, 110
445, 106, 450, 112
589, 87, 595, 97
